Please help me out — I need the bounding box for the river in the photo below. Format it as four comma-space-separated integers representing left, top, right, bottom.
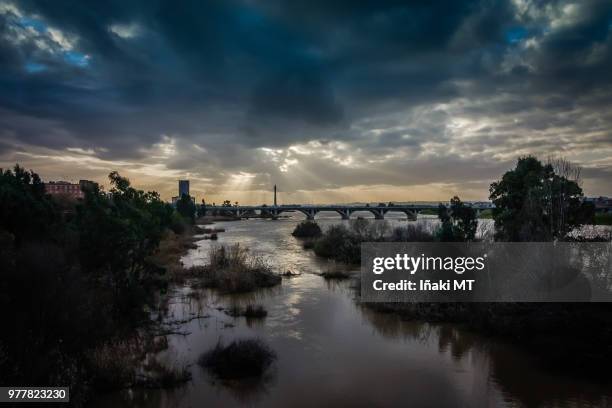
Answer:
92, 213, 612, 407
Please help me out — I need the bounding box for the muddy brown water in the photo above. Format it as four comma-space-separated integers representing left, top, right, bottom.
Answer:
91, 214, 612, 407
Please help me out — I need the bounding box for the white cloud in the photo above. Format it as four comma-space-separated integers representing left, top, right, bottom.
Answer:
109, 22, 142, 39
47, 27, 75, 51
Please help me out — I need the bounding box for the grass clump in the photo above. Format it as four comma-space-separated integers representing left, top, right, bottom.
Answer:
187, 245, 281, 293
291, 221, 322, 238
198, 339, 276, 379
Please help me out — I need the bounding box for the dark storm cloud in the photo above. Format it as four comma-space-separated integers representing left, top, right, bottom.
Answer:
0, 0, 514, 149
0, 0, 611, 196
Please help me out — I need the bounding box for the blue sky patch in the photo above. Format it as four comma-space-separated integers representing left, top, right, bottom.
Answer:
505, 26, 528, 44
24, 62, 47, 73
18, 16, 47, 33
64, 51, 90, 67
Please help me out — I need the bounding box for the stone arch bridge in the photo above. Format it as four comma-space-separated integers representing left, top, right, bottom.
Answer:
209, 204, 443, 220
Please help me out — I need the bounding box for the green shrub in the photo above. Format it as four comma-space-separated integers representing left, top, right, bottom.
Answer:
313, 224, 360, 263
292, 221, 322, 238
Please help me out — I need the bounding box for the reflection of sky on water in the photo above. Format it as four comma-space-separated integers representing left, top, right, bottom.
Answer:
181, 213, 450, 269
90, 216, 612, 408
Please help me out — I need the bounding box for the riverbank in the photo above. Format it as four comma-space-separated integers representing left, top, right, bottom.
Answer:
149, 222, 229, 281
148, 228, 199, 279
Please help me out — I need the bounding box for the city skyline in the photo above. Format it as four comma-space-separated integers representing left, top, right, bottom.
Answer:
1, 1, 611, 204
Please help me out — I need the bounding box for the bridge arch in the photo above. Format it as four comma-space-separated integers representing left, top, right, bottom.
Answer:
310, 209, 345, 220
273, 209, 306, 219
348, 210, 375, 219
214, 204, 440, 221
385, 210, 418, 220
357, 208, 384, 219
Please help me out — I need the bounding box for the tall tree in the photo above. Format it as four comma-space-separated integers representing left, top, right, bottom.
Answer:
0, 165, 59, 243
489, 156, 591, 241
76, 172, 173, 297
437, 196, 477, 242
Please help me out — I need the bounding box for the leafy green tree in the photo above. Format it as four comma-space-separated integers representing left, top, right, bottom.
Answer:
437, 203, 456, 242
489, 156, 590, 241
76, 172, 173, 303
436, 196, 477, 242
0, 165, 60, 243
176, 194, 196, 223
0, 166, 104, 391
0, 166, 177, 393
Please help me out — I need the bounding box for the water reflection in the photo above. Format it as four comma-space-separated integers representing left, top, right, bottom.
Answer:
91, 215, 612, 408
205, 368, 277, 405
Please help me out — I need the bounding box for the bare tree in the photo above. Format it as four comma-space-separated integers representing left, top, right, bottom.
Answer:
546, 156, 584, 238
547, 156, 582, 186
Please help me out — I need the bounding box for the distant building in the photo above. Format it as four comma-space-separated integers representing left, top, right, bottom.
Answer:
44, 180, 95, 199
178, 180, 190, 198
172, 179, 194, 206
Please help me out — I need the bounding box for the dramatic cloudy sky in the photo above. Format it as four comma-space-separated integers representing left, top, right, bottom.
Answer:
1, 0, 611, 203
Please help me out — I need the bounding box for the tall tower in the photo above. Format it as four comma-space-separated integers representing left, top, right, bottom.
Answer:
274, 184, 277, 207
178, 180, 190, 197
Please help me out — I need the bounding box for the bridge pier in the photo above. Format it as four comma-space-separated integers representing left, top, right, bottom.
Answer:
303, 208, 317, 220
405, 210, 417, 221
370, 209, 384, 219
